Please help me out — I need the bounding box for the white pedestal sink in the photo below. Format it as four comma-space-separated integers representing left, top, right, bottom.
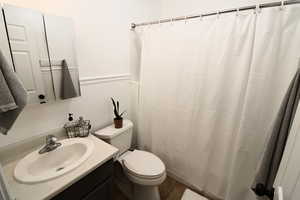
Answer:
14, 138, 94, 183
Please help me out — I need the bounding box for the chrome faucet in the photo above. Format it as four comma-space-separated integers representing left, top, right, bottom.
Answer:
39, 135, 62, 154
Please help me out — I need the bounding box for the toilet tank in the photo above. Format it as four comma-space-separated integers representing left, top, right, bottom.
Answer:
94, 120, 133, 156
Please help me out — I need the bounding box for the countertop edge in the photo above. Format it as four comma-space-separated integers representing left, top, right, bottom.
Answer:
2, 135, 119, 200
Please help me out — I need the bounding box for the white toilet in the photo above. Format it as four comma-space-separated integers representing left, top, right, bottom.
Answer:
94, 120, 166, 200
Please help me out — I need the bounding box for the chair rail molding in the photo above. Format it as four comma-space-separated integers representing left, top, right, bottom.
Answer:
79, 74, 131, 85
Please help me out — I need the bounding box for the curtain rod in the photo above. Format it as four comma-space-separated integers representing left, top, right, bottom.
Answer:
130, 0, 300, 29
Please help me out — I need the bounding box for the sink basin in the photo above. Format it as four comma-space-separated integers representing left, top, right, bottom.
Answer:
14, 138, 94, 183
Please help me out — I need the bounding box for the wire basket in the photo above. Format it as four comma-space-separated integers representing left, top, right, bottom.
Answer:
64, 119, 91, 138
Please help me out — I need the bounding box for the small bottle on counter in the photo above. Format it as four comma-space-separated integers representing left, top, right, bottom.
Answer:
78, 116, 91, 137
78, 116, 85, 137
64, 113, 76, 138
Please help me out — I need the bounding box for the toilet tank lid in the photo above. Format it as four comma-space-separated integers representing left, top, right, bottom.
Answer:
94, 120, 133, 139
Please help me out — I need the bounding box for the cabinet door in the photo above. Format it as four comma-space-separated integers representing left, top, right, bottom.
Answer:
3, 5, 50, 104
44, 15, 81, 100
51, 159, 114, 200
0, 8, 13, 68
83, 177, 113, 200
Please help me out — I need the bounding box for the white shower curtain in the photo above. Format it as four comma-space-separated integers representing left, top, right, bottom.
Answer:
135, 5, 300, 200
227, 5, 300, 200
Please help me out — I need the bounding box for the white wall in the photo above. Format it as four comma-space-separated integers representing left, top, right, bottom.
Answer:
2, 0, 161, 77
161, 0, 279, 18
0, 0, 161, 147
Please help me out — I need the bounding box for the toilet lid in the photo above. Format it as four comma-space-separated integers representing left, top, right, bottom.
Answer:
122, 150, 165, 178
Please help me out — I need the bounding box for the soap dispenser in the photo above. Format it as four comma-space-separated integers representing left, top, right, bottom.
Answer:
68, 113, 74, 121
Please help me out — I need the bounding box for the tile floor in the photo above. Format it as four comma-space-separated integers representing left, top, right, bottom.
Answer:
113, 176, 189, 200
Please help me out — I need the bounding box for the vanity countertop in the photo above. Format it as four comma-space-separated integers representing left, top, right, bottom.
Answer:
2, 135, 118, 200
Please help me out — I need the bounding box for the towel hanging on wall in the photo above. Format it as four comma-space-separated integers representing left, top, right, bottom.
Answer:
252, 67, 300, 199
0, 50, 27, 135
61, 59, 78, 99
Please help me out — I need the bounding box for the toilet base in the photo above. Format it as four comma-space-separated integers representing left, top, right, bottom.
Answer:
134, 184, 160, 200
114, 162, 162, 200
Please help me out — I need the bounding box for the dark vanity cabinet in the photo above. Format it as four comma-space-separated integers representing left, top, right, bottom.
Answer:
51, 159, 114, 200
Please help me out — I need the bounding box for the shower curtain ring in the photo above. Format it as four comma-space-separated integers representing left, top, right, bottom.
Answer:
198, 14, 202, 21
280, 0, 285, 10
236, 8, 240, 16
217, 11, 220, 18
255, 4, 261, 14
185, 15, 188, 24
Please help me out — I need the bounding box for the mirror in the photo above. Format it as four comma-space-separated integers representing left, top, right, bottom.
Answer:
0, 7, 13, 70
44, 15, 81, 100
2, 5, 81, 105
3, 5, 50, 104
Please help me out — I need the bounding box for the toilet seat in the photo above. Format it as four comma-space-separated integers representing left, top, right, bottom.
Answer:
119, 150, 166, 185
122, 150, 165, 178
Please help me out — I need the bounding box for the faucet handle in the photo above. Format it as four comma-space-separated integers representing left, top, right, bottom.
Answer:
51, 137, 57, 143
46, 135, 57, 144
39, 135, 61, 154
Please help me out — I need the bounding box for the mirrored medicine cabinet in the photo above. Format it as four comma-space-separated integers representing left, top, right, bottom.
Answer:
0, 4, 81, 105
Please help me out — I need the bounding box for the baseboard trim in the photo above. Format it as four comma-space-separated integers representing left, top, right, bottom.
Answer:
167, 170, 223, 200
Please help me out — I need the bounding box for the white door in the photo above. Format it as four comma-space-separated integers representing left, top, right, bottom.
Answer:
3, 5, 49, 104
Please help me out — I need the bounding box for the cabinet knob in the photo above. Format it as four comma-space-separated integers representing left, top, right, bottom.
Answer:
38, 94, 45, 100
